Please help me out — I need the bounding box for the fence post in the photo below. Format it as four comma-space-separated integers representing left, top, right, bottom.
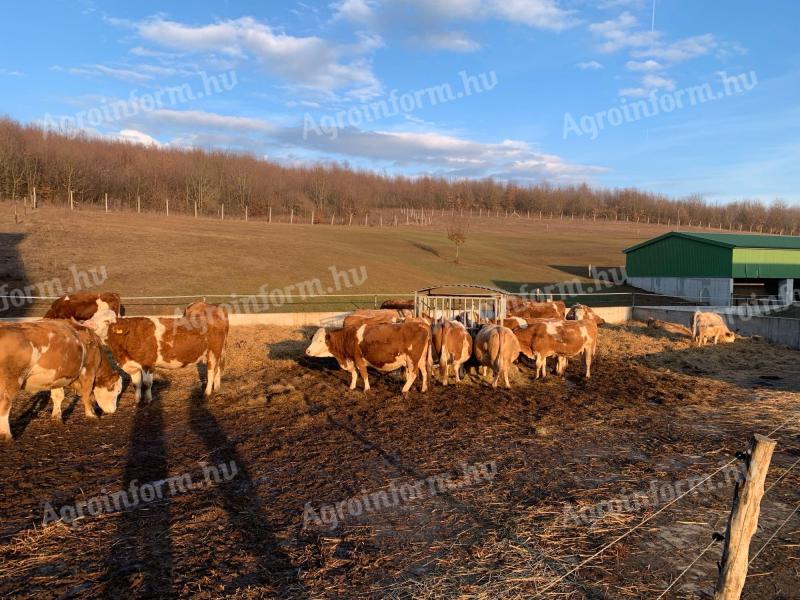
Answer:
331, 213, 335, 225
713, 434, 776, 600
221, 203, 224, 220
69, 190, 73, 210
290, 208, 294, 224
166, 198, 169, 216
245, 205, 248, 222
365, 213, 368, 227
32, 187, 37, 209
311, 209, 314, 225
268, 206, 272, 223
105, 192, 108, 213
137, 195, 141, 214
194, 201, 197, 218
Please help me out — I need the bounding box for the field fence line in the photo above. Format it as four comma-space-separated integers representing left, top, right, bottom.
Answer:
539, 412, 798, 598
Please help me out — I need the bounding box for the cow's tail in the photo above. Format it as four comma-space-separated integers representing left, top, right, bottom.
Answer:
691, 310, 700, 341
491, 329, 504, 377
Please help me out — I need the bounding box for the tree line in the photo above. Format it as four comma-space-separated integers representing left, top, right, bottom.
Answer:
0, 117, 796, 231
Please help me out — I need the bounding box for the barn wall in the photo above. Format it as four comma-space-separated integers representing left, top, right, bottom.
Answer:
732, 248, 800, 278
625, 237, 732, 277
628, 276, 733, 305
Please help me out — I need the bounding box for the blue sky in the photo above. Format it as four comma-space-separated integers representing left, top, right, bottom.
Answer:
1, 0, 798, 202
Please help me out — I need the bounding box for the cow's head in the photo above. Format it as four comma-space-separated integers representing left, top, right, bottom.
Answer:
305, 328, 332, 357
82, 308, 117, 341
567, 304, 588, 321
93, 348, 123, 414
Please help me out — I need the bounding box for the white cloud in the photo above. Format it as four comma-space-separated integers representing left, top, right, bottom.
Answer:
67, 64, 154, 83
642, 73, 675, 91
415, 31, 481, 52
589, 12, 658, 53
626, 59, 663, 71
488, 0, 576, 31
632, 33, 717, 63
121, 107, 602, 182
577, 60, 604, 70
118, 129, 161, 146
131, 16, 382, 98
0, 68, 23, 77
330, 0, 375, 23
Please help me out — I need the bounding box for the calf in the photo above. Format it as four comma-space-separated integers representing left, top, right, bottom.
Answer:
431, 320, 472, 384
566, 303, 605, 325
305, 321, 430, 393
0, 320, 122, 440
88, 304, 229, 403
646, 317, 692, 337
473, 325, 520, 388
691, 311, 735, 347
514, 317, 597, 379
44, 291, 124, 320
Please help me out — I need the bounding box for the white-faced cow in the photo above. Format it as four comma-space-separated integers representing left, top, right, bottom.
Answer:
566, 303, 605, 325
431, 320, 472, 385
0, 320, 122, 440
44, 291, 124, 320
513, 313, 598, 379
473, 324, 520, 388
691, 311, 735, 347
86, 302, 229, 403
305, 320, 430, 393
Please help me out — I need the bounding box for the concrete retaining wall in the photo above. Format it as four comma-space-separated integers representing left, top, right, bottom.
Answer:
632, 306, 800, 350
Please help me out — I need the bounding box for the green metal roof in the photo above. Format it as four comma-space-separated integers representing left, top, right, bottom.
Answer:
624, 231, 800, 254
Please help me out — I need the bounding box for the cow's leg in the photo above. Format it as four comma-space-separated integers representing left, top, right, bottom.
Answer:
348, 366, 358, 390
80, 383, 97, 419
213, 355, 223, 392
556, 356, 568, 376
128, 368, 143, 403
418, 351, 428, 392
356, 361, 370, 392
0, 386, 15, 441
584, 349, 592, 379
51, 388, 65, 422
454, 360, 463, 383
439, 352, 449, 385
402, 362, 418, 394
204, 355, 216, 397
143, 370, 154, 404
491, 366, 501, 388
535, 355, 546, 378
503, 365, 511, 388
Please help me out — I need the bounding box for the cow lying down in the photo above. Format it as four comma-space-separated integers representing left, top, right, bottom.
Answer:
305, 321, 431, 392
692, 311, 735, 347
0, 320, 122, 441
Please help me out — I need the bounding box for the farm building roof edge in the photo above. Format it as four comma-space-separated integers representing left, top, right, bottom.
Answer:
623, 231, 800, 254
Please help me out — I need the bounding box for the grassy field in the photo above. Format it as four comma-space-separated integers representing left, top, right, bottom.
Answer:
1, 203, 686, 314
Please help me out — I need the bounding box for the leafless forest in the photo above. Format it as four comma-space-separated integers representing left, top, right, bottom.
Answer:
0, 117, 797, 232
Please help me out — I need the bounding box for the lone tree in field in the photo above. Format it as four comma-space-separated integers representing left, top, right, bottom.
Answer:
447, 218, 468, 264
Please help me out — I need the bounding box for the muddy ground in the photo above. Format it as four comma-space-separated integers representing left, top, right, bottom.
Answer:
0, 323, 798, 599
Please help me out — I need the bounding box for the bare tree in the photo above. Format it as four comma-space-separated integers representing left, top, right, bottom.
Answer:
447, 218, 468, 264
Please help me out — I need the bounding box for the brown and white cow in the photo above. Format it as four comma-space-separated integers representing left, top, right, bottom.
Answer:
305, 321, 430, 393
44, 291, 124, 320
513, 315, 597, 379
0, 320, 122, 440
342, 308, 412, 329
507, 299, 566, 320
691, 311, 735, 347
566, 303, 605, 325
431, 320, 472, 385
86, 303, 229, 403
473, 325, 520, 388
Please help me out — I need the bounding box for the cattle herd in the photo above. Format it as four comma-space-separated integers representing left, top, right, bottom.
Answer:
305, 298, 604, 391
0, 290, 737, 441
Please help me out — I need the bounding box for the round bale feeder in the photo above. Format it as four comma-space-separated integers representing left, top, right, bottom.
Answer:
414, 284, 508, 327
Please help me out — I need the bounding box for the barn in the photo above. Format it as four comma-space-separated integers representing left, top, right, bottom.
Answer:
624, 231, 800, 306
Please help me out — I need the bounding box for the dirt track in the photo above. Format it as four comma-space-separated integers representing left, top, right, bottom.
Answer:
1, 323, 798, 599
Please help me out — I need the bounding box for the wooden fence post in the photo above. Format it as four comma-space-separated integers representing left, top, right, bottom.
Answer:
713, 434, 777, 600
69, 190, 74, 210
137, 196, 141, 214
221, 203, 224, 220
194, 201, 197, 218
166, 198, 169, 216
268, 206, 272, 223
104, 192, 108, 213
311, 209, 314, 225
364, 213, 368, 227
290, 208, 294, 224
245, 205, 248, 222
32, 187, 37, 209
